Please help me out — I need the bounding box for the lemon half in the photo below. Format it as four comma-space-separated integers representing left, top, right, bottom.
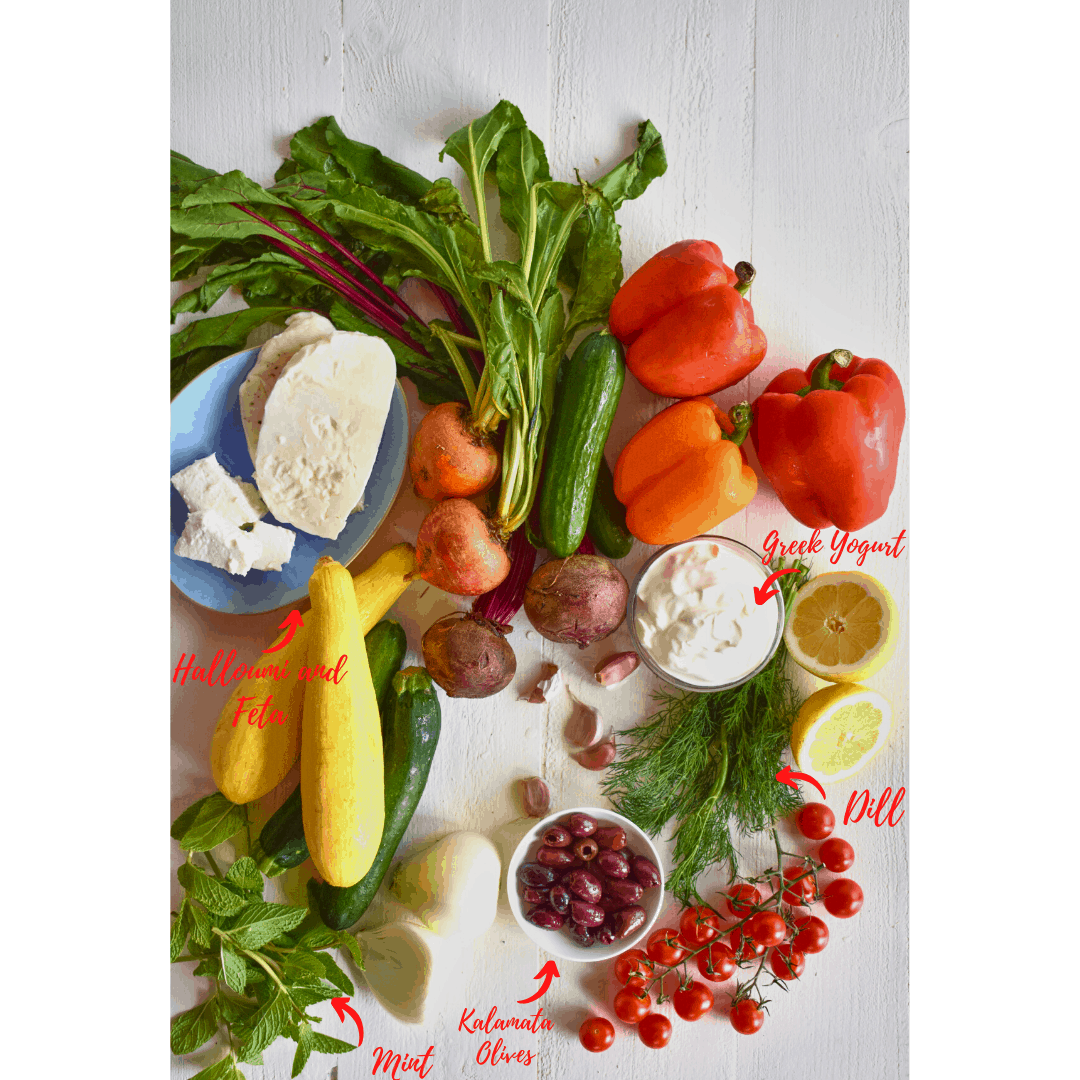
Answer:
790, 683, 893, 785
784, 571, 898, 682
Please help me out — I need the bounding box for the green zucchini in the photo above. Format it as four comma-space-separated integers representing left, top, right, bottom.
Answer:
312, 666, 441, 930
538, 330, 625, 557
587, 456, 633, 559
251, 619, 407, 877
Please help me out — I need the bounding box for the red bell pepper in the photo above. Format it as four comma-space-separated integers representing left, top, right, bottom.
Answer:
751, 349, 905, 531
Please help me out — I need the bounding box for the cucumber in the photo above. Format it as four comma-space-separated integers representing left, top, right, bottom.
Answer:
251, 619, 407, 877
587, 456, 633, 559
312, 666, 441, 930
538, 330, 625, 557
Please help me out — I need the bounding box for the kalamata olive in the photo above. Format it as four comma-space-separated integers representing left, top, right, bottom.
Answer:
597, 892, 629, 914
550, 885, 571, 914
536, 845, 576, 868
566, 812, 598, 837
521, 886, 549, 904
612, 905, 647, 939
603, 877, 643, 905
567, 921, 595, 947
594, 825, 627, 850
563, 869, 602, 903
596, 849, 629, 878
542, 824, 573, 848
570, 900, 606, 927
526, 904, 564, 930
573, 837, 599, 861
630, 856, 661, 889
517, 862, 556, 888
595, 921, 617, 946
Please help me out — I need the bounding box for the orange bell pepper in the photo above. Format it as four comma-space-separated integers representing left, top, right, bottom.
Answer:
614, 397, 757, 545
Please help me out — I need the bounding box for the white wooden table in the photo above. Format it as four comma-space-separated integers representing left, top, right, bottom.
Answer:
171, 2, 908, 1076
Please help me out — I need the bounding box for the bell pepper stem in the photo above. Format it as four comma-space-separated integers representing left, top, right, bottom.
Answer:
807, 349, 854, 392
734, 261, 756, 296
723, 401, 753, 447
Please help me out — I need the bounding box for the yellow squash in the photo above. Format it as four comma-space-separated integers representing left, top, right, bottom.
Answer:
210, 543, 416, 804
303, 557, 384, 887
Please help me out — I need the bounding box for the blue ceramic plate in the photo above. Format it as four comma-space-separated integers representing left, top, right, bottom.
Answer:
170, 347, 408, 614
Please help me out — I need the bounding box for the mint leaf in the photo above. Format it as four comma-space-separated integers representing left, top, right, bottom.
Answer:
189, 902, 214, 947
334, 931, 364, 970
171, 793, 247, 852
221, 942, 247, 994
310, 1030, 358, 1054
193, 956, 223, 981
228, 902, 308, 950
217, 994, 258, 1025
170, 996, 219, 1055
280, 950, 325, 984
287, 984, 340, 1008
234, 989, 292, 1058
178, 863, 247, 916
226, 857, 263, 892
171, 899, 189, 962
187, 1054, 245, 1080
291, 1022, 314, 1078
295, 924, 336, 950
314, 951, 354, 996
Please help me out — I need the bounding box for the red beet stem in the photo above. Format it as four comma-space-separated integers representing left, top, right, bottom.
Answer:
576, 532, 597, 556
473, 528, 536, 624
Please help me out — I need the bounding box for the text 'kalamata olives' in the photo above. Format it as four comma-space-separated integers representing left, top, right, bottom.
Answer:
596, 849, 629, 878
570, 900, 606, 927
516, 862, 556, 888
550, 885, 571, 914
566, 813, 598, 837
542, 824, 573, 848
526, 904, 564, 930
594, 825, 626, 850
537, 845, 576, 868
563, 869, 602, 904
573, 837, 599, 861
630, 856, 661, 889
603, 877, 643, 906
612, 905, 647, 939
521, 886, 549, 904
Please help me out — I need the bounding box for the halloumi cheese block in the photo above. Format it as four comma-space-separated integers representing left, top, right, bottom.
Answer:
239, 311, 336, 466
171, 453, 267, 525
174, 509, 262, 575
254, 331, 396, 539
249, 520, 297, 572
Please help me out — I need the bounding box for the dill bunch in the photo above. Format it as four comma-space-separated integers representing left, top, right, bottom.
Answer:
603, 558, 810, 905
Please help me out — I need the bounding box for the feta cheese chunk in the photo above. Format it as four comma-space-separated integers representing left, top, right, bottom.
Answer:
171, 453, 267, 525
239, 311, 337, 466
249, 520, 297, 572
254, 331, 396, 539
174, 509, 262, 575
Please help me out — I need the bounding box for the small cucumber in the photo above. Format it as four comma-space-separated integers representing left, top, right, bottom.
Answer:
251, 619, 407, 877
587, 456, 633, 559
539, 330, 625, 557
312, 667, 441, 930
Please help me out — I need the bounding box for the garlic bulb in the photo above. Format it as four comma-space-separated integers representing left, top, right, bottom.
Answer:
357, 922, 449, 1025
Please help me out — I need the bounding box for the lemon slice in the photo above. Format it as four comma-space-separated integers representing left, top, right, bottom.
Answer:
790, 683, 893, 784
784, 571, 898, 682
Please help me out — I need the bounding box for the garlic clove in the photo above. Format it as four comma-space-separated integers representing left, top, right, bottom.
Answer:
356, 921, 449, 1025
564, 690, 603, 748
595, 651, 641, 687
522, 663, 561, 704
572, 728, 617, 770
519, 776, 550, 818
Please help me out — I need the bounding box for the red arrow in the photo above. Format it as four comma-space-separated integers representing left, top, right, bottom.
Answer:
262, 610, 304, 653
330, 997, 364, 1046
776, 764, 827, 802
754, 567, 803, 605
517, 960, 560, 1004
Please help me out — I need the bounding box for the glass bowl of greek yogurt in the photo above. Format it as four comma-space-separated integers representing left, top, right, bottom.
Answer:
627, 536, 785, 693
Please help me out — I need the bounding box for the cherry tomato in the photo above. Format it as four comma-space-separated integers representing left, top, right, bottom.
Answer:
578, 1016, 615, 1052
725, 883, 761, 917
797, 802, 835, 840
729, 998, 764, 1034
679, 905, 722, 945
625, 976, 646, 990
729, 928, 765, 961
819, 837, 855, 873
696, 941, 737, 982
780, 865, 817, 906
747, 910, 787, 948
673, 980, 714, 1021
823, 878, 864, 918
613, 986, 652, 1024
613, 949, 655, 985
792, 915, 829, 954
646, 927, 689, 966
770, 943, 805, 981
638, 1013, 672, 1048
